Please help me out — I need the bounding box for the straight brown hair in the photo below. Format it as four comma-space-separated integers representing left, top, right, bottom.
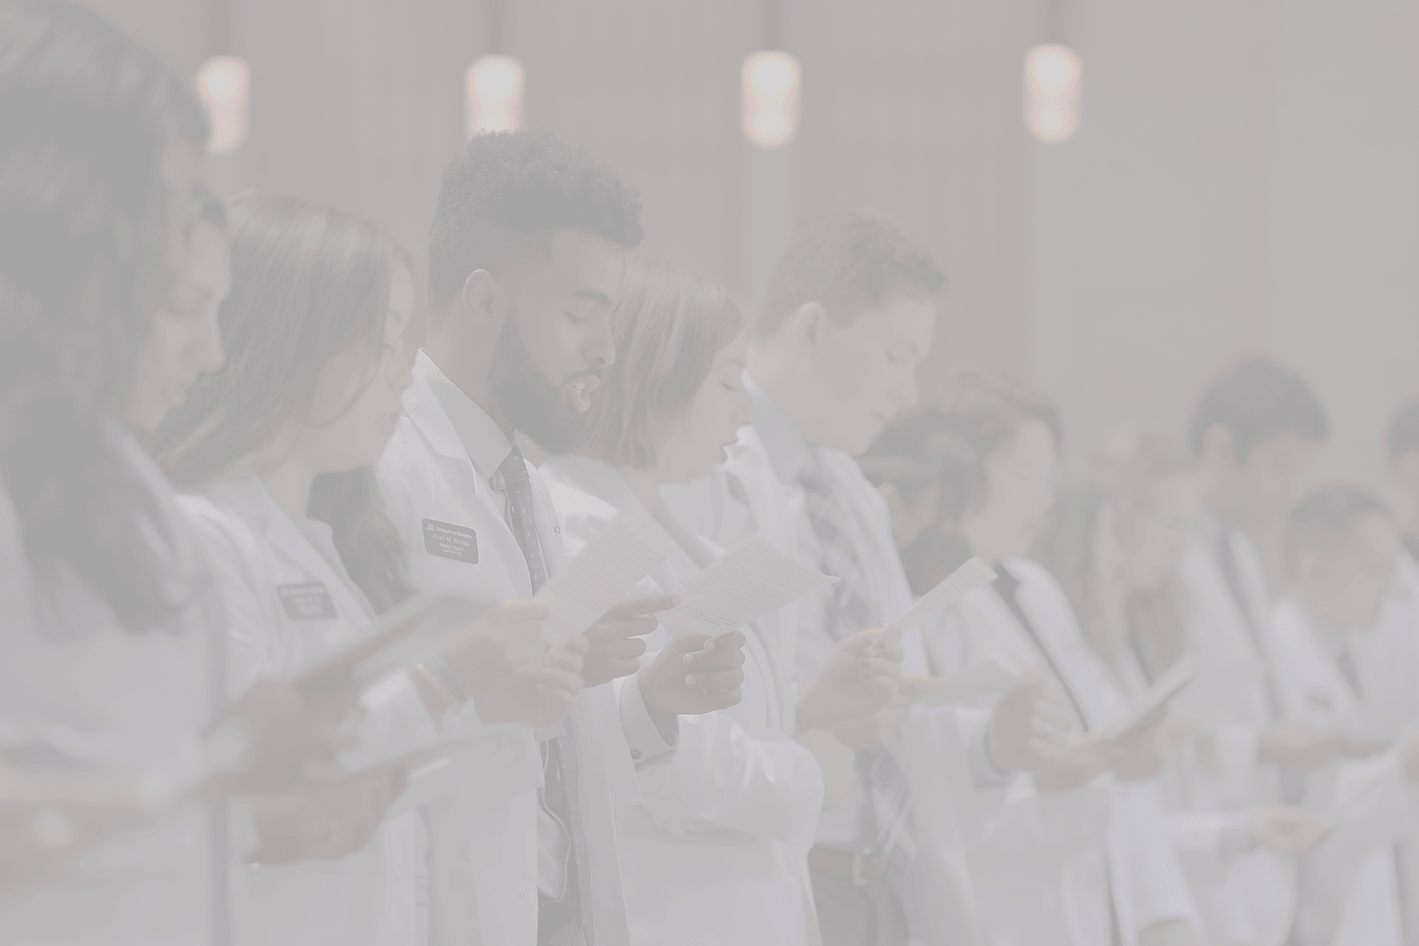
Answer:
579, 261, 742, 469
156, 194, 413, 612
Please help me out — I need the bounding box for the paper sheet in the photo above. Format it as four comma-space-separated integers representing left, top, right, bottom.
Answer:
1337, 696, 1419, 746
1104, 654, 1198, 743
658, 537, 837, 637
1163, 658, 1265, 731
294, 591, 500, 698
887, 556, 998, 634
535, 514, 676, 646
920, 662, 1020, 706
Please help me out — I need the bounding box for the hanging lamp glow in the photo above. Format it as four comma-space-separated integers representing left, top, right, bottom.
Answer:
196, 55, 250, 155
1024, 44, 1082, 143
741, 50, 800, 149
465, 55, 524, 137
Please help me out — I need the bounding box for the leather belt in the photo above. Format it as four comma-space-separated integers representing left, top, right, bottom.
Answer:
807, 846, 889, 886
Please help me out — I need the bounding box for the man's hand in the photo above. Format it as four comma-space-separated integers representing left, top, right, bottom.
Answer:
1031, 734, 1114, 792
1250, 805, 1333, 856
433, 601, 548, 697
1259, 721, 1345, 773
638, 631, 747, 736
250, 768, 407, 864
984, 667, 1073, 774
210, 680, 357, 795
798, 729, 856, 812
797, 627, 904, 733
830, 673, 941, 750
581, 594, 677, 688
477, 636, 587, 729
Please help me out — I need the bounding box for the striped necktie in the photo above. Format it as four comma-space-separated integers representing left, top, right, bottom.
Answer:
498, 444, 593, 940
799, 457, 916, 868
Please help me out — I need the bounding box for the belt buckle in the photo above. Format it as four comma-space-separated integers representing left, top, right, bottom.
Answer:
851, 849, 872, 887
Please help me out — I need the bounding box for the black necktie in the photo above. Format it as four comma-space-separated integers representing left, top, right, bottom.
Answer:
497, 444, 590, 941
993, 561, 1123, 946
1216, 532, 1283, 718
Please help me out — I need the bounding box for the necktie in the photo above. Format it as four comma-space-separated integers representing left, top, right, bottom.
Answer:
1328, 646, 1407, 941
1217, 531, 1284, 718
993, 567, 1123, 941
799, 459, 916, 868
498, 444, 591, 941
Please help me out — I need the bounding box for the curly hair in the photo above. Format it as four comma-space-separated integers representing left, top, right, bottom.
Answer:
753, 212, 946, 338
0, 0, 208, 633
427, 128, 644, 310
579, 261, 743, 470
156, 194, 414, 613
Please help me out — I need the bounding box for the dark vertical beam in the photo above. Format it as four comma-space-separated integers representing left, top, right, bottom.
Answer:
479, 0, 519, 57
754, 0, 788, 51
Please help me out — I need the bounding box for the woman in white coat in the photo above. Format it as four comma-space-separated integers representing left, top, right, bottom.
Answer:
0, 10, 344, 941
542, 263, 898, 946
1038, 465, 1333, 946
156, 194, 584, 946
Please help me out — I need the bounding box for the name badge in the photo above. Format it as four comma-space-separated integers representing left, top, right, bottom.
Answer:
423, 518, 479, 564
277, 581, 337, 621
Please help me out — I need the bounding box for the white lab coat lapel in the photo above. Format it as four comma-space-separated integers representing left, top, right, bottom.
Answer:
379, 363, 631, 946
1180, 529, 1281, 724
1271, 598, 1412, 946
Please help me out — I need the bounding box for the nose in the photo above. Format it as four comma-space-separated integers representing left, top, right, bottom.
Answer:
586, 313, 616, 369
195, 309, 225, 374
735, 384, 757, 428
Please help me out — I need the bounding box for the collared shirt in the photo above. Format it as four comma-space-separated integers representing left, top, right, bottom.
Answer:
420, 352, 672, 900
743, 374, 998, 845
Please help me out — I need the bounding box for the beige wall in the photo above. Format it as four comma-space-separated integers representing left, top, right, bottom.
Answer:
1023, 0, 1419, 506
88, 0, 1419, 508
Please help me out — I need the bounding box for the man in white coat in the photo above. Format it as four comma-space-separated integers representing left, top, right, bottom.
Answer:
377, 130, 747, 946
668, 213, 1067, 946
930, 368, 1208, 946
1174, 359, 1339, 946
1271, 488, 1419, 946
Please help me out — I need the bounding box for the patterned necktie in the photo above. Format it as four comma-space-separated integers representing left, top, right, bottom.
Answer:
799, 458, 916, 869
498, 444, 592, 940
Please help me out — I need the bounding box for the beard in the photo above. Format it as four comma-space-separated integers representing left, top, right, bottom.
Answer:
489, 316, 591, 454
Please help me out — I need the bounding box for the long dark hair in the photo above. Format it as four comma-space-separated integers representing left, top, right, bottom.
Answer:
156, 194, 412, 612
0, 0, 208, 632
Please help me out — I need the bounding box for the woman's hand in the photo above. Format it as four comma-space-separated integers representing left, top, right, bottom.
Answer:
797, 627, 904, 734
249, 768, 407, 864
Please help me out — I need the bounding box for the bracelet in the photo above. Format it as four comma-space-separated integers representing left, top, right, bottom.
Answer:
410, 658, 462, 710
423, 651, 469, 704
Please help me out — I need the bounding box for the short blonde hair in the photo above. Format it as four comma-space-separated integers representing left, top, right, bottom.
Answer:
581, 261, 742, 469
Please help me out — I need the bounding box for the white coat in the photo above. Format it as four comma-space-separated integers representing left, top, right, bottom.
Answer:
666, 391, 989, 946
1171, 518, 1298, 946
1270, 596, 1413, 946
180, 469, 444, 946
0, 425, 230, 945
542, 454, 824, 946
940, 557, 1202, 946
375, 352, 636, 946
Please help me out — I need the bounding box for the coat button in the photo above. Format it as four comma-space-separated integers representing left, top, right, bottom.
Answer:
517, 879, 537, 902
630, 749, 642, 761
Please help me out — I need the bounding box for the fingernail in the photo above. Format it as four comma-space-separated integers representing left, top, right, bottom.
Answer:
703, 639, 716, 652
683, 654, 694, 666
685, 675, 696, 687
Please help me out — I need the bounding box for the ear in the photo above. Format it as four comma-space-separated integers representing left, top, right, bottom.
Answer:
457, 269, 503, 330
1199, 423, 1238, 468
790, 301, 831, 344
